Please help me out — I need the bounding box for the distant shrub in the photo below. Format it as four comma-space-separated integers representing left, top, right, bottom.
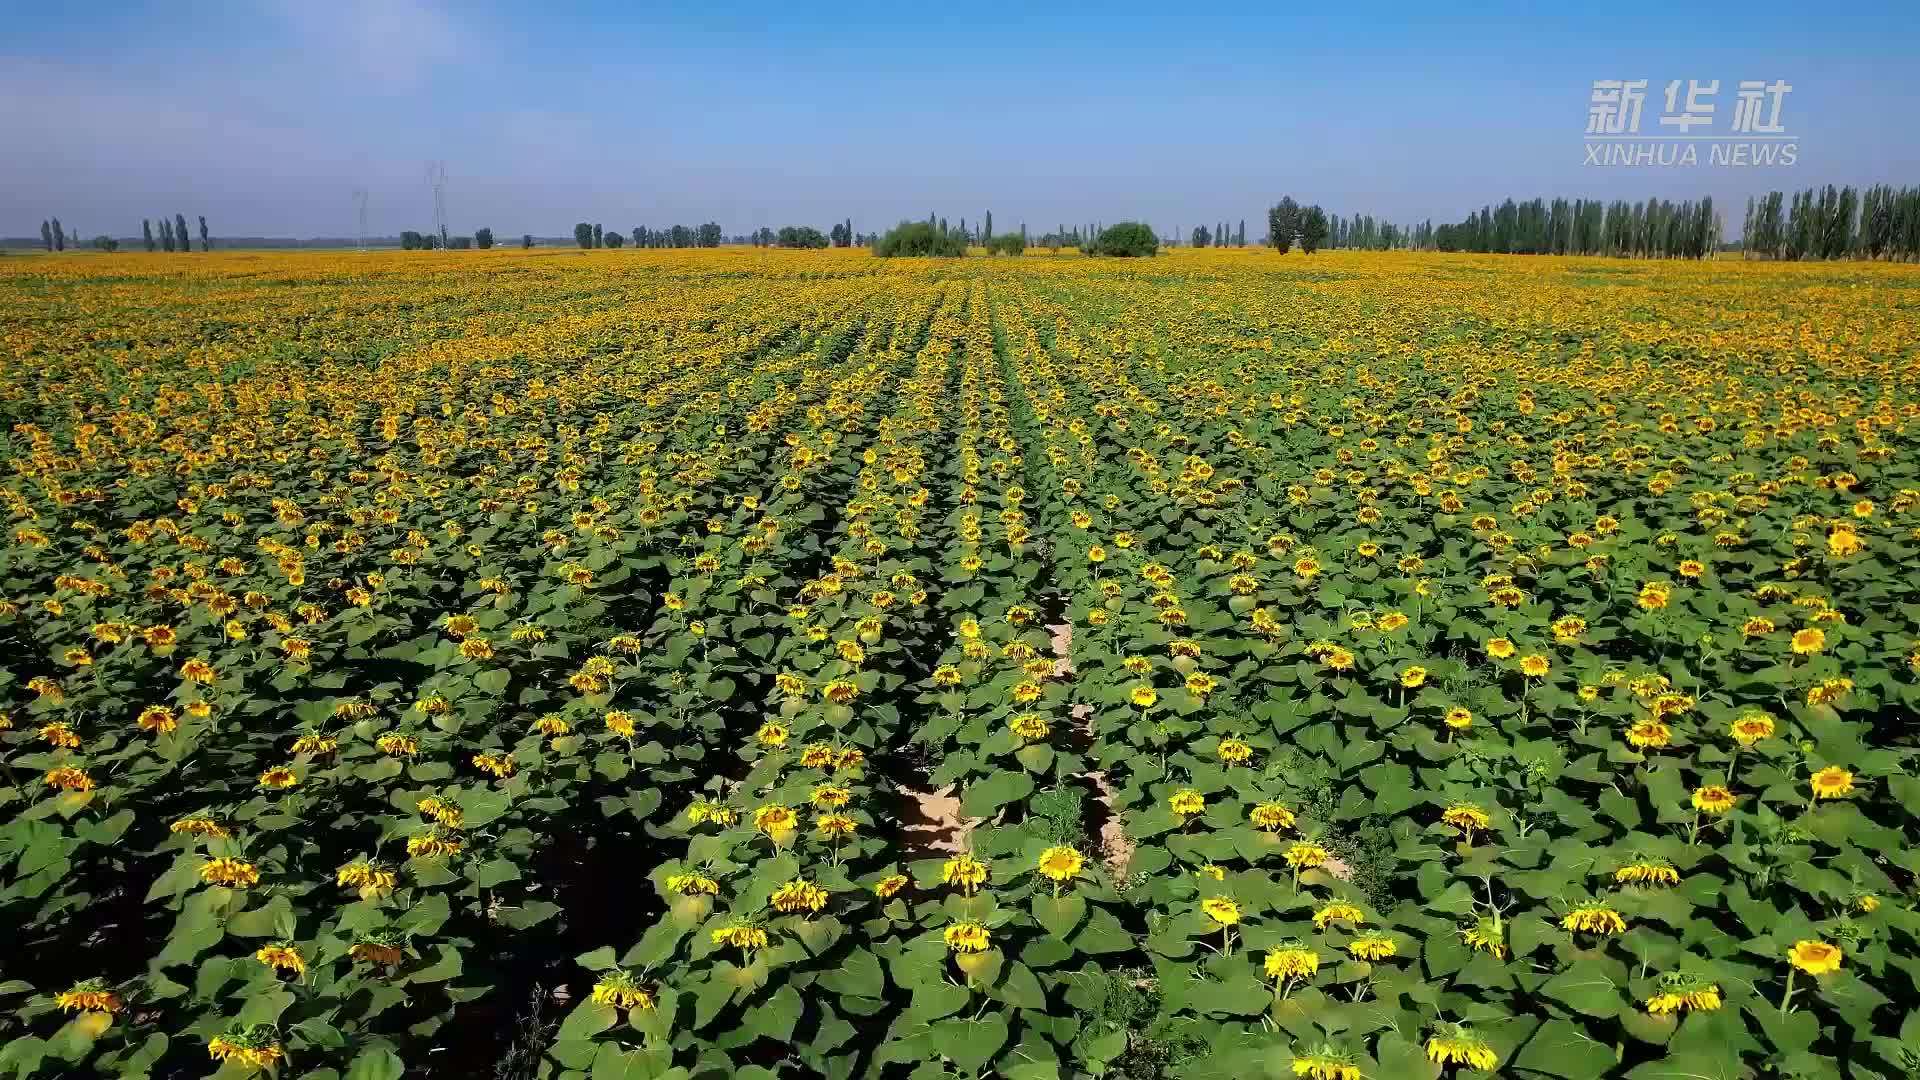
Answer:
986, 233, 1026, 256
777, 226, 830, 249
1088, 222, 1159, 257
874, 221, 966, 257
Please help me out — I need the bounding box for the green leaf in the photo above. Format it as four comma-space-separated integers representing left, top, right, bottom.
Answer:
344, 1047, 406, 1080
1510, 1019, 1613, 1079
818, 948, 884, 998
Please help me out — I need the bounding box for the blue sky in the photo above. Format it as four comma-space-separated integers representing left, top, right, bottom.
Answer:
3, 1, 1917, 238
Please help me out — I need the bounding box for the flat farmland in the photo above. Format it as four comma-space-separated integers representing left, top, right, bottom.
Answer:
4, 247, 1920, 1080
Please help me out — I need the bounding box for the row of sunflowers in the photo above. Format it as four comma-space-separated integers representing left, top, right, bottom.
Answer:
3, 246, 1920, 1079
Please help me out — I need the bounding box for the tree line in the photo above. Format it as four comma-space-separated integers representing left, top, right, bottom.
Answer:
1258, 185, 1920, 262
565, 223, 725, 249
1741, 185, 1920, 261
37, 214, 210, 253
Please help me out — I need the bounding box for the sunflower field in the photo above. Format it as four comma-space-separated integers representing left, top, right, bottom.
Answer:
3, 246, 1920, 1080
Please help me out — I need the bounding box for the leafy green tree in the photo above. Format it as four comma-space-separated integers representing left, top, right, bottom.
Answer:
1267, 198, 1300, 253
523, 233, 534, 249
574, 223, 592, 249
987, 232, 1026, 255
698, 222, 723, 247
474, 227, 494, 249
591, 224, 603, 248
160, 218, 173, 252
1190, 224, 1211, 248
92, 235, 119, 252
603, 231, 624, 248
142, 219, 154, 251
175, 214, 189, 254
52, 217, 65, 251
1299, 206, 1329, 254
1089, 222, 1159, 257
874, 221, 966, 257
198, 216, 209, 251
41, 221, 53, 251
777, 225, 830, 248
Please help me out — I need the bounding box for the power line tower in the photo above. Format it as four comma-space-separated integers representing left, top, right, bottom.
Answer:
352, 188, 369, 252
426, 161, 449, 250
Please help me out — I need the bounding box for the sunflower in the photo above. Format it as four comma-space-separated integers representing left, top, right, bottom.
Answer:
255, 942, 306, 977
769, 879, 829, 914
1036, 845, 1084, 884
1809, 765, 1854, 800
1349, 934, 1397, 961
1787, 939, 1843, 975
711, 922, 770, 952
258, 767, 299, 790
1561, 905, 1627, 935
207, 1027, 284, 1070
1284, 842, 1329, 869
941, 853, 988, 894
170, 816, 230, 839
590, 969, 654, 1012
1644, 973, 1722, 1014
337, 860, 397, 892
1264, 943, 1319, 980
1312, 902, 1365, 929
1201, 896, 1241, 926
1399, 665, 1427, 688
875, 874, 910, 898
1730, 712, 1775, 746
1519, 654, 1550, 678
1461, 916, 1506, 957
1424, 1024, 1498, 1071
1625, 718, 1672, 750
753, 804, 797, 838
201, 857, 260, 888
1250, 802, 1296, 831
943, 921, 990, 953
136, 705, 178, 734
1485, 637, 1516, 660
1790, 627, 1826, 654
1129, 684, 1158, 708
1168, 789, 1205, 817
1615, 862, 1681, 886
53, 980, 124, 1015
1216, 736, 1252, 764
1291, 1054, 1361, 1080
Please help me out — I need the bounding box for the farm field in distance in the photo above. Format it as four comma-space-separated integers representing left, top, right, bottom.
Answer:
5, 246, 1920, 1080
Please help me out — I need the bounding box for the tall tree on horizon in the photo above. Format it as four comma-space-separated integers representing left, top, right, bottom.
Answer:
1268, 198, 1301, 253
174, 214, 189, 254
51, 217, 65, 251
984, 210, 992, 241
198, 216, 209, 251
41, 220, 53, 251
143, 219, 155, 251
592, 224, 603, 248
